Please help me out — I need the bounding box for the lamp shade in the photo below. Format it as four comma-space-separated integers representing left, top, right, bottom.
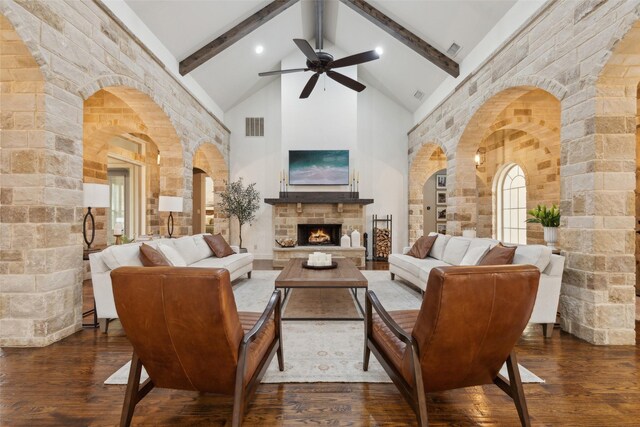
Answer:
83, 183, 110, 207
158, 196, 183, 213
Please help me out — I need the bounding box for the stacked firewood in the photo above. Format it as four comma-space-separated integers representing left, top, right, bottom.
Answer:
374, 228, 391, 259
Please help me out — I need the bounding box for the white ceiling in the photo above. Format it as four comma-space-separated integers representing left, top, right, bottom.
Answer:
125, 0, 517, 113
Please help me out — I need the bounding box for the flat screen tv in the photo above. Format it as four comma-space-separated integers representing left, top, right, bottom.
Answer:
289, 150, 349, 185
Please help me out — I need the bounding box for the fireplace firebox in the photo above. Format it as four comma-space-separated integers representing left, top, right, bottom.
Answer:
297, 224, 342, 246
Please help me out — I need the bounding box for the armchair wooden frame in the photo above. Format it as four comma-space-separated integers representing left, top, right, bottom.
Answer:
363, 290, 531, 427
120, 289, 283, 427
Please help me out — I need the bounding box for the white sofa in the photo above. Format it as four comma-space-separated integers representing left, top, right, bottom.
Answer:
388, 233, 565, 337
89, 233, 253, 331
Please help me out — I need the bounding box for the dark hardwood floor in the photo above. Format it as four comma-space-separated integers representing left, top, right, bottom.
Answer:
1, 261, 639, 426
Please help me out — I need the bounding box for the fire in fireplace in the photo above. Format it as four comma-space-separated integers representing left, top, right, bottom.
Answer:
297, 224, 341, 246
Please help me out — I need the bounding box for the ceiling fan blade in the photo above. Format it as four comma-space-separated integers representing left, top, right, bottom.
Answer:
293, 38, 320, 63
328, 50, 379, 69
300, 73, 320, 99
326, 70, 366, 92
259, 68, 309, 77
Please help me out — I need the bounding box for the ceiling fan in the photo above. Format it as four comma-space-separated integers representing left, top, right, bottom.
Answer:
258, 39, 380, 99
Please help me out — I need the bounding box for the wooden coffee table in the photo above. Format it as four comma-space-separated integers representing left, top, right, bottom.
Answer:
275, 258, 368, 321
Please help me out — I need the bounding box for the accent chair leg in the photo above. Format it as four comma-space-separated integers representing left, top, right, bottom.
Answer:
363, 343, 371, 371
120, 352, 143, 427
505, 350, 531, 427
542, 323, 554, 338
390, 272, 395, 280
247, 271, 252, 279
411, 347, 429, 427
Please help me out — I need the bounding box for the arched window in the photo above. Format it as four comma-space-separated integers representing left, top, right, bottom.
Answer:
496, 164, 527, 245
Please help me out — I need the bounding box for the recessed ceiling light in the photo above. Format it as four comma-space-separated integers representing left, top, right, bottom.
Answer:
375, 46, 383, 56
255, 45, 264, 54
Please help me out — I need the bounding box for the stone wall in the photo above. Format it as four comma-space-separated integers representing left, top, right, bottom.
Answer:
0, 0, 230, 347
408, 1, 640, 344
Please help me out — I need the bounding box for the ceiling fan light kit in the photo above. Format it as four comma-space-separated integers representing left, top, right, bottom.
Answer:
258, 38, 379, 99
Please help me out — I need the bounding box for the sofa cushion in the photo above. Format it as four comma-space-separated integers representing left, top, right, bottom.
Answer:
478, 243, 516, 265
442, 237, 471, 265
101, 243, 144, 270
139, 243, 171, 266
388, 254, 424, 278
460, 245, 490, 266
172, 235, 214, 265
417, 258, 451, 282
157, 244, 187, 267
190, 252, 253, 271
407, 235, 438, 259
204, 234, 236, 258
427, 233, 451, 260
514, 244, 552, 272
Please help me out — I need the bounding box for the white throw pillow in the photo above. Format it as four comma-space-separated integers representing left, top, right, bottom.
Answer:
157, 244, 187, 267
460, 246, 490, 266
428, 233, 451, 260
172, 235, 214, 265
442, 237, 472, 265
101, 243, 143, 270
513, 245, 552, 272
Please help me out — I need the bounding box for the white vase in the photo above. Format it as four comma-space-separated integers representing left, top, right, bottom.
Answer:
340, 233, 351, 248
543, 227, 558, 250
351, 229, 361, 247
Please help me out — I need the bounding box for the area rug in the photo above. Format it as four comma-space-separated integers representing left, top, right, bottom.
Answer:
105, 270, 544, 384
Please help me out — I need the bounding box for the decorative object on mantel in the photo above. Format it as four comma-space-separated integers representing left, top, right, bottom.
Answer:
341, 232, 351, 248
351, 229, 361, 247
372, 214, 392, 261
218, 178, 261, 251
278, 169, 288, 195
526, 204, 560, 249
82, 183, 110, 249
350, 169, 360, 196
158, 196, 183, 238
275, 238, 296, 248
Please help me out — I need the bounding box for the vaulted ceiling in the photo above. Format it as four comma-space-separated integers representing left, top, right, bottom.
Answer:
125, 0, 517, 113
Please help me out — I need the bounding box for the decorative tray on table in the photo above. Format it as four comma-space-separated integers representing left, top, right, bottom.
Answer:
302, 261, 338, 270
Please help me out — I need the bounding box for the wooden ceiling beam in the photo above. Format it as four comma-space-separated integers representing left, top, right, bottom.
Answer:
179, 0, 299, 76
339, 0, 459, 77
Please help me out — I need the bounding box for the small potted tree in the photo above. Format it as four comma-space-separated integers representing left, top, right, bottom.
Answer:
525, 204, 560, 249
218, 178, 260, 252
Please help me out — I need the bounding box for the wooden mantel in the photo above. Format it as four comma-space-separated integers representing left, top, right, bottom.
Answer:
264, 192, 374, 206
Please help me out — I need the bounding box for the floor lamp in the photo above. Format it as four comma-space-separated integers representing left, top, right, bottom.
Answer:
83, 183, 110, 249
159, 196, 183, 238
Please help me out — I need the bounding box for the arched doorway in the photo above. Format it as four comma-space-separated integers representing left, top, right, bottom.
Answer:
82, 88, 186, 242
408, 144, 447, 244
193, 142, 230, 242
470, 89, 561, 244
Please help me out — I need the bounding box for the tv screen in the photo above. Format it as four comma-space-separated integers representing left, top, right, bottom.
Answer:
289, 150, 349, 185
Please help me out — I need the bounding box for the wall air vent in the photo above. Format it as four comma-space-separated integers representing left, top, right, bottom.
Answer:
245, 117, 264, 137
413, 90, 424, 100
447, 42, 461, 57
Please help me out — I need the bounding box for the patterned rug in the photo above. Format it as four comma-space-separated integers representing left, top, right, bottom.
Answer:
105, 270, 544, 384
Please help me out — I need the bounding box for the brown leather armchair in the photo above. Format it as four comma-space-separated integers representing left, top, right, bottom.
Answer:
364, 265, 540, 427
110, 266, 284, 427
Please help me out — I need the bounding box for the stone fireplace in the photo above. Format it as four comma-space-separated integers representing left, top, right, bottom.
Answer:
297, 224, 341, 246
264, 192, 373, 268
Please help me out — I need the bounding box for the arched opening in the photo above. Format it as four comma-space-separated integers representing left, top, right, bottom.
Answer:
494, 163, 527, 245
82, 88, 185, 243
408, 144, 447, 243
193, 143, 230, 242
457, 88, 560, 243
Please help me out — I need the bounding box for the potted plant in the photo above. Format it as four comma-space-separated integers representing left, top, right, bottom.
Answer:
525, 204, 560, 249
218, 178, 261, 252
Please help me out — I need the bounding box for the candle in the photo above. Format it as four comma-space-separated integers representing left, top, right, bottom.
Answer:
114, 223, 123, 235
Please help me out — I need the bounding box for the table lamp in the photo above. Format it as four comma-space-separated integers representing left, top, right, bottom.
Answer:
83, 183, 110, 248
158, 196, 183, 238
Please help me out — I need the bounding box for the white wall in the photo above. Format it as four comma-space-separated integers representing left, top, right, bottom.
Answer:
227, 49, 411, 259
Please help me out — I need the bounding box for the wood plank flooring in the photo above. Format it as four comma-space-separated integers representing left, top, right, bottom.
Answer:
0, 262, 638, 426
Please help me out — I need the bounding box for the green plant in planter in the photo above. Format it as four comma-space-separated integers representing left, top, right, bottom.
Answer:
525, 204, 560, 227
218, 178, 260, 249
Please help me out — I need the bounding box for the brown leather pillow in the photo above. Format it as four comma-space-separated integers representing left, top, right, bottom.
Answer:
139, 243, 171, 266
478, 243, 516, 265
204, 234, 236, 258
406, 235, 438, 259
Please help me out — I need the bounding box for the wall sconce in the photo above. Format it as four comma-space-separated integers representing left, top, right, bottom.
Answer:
156, 150, 161, 165
474, 147, 486, 168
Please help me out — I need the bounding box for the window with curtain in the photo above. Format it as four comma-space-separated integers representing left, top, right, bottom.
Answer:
497, 164, 527, 245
